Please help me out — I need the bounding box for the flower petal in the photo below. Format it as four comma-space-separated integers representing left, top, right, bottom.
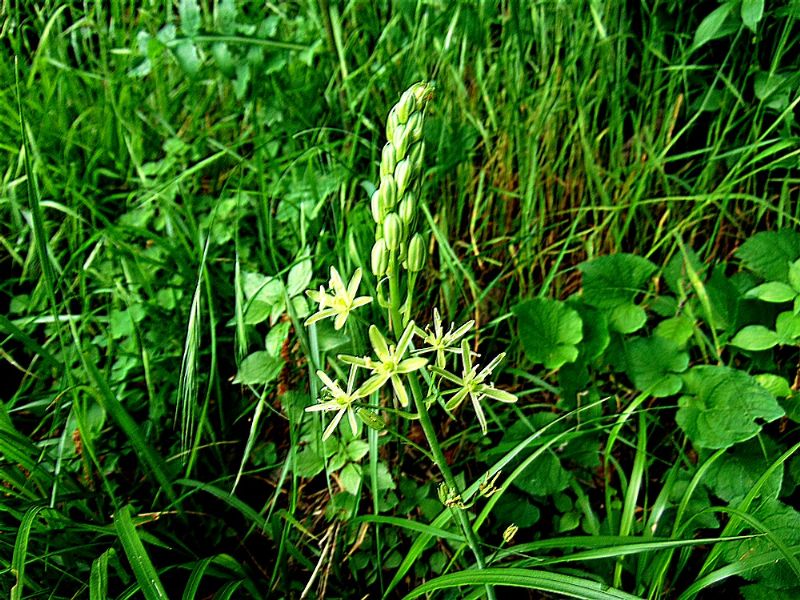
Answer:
397, 320, 416, 356
480, 385, 517, 403
428, 365, 464, 386
358, 373, 389, 396
460, 339, 472, 374
391, 375, 410, 407
347, 268, 363, 300
322, 408, 346, 440
397, 356, 428, 373
369, 325, 391, 362
304, 308, 337, 327
449, 320, 474, 343
329, 266, 347, 297
445, 386, 470, 410
351, 296, 373, 310
334, 312, 348, 330
471, 392, 488, 434
477, 352, 506, 382
338, 354, 372, 368
305, 400, 340, 412
347, 406, 358, 436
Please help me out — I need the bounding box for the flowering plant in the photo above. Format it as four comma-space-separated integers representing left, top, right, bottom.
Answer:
301, 82, 517, 598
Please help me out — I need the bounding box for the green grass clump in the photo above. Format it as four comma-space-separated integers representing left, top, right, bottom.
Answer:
2, 1, 800, 598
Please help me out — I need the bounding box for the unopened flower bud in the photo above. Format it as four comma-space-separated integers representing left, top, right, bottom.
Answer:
399, 194, 415, 225
503, 524, 518, 544
378, 175, 397, 212
407, 233, 426, 272
411, 81, 433, 104
396, 88, 416, 123
407, 112, 424, 143
392, 124, 409, 158
383, 213, 404, 251
370, 190, 382, 223
386, 107, 400, 142
380, 143, 396, 177
409, 141, 425, 172
394, 159, 412, 197
371, 239, 389, 277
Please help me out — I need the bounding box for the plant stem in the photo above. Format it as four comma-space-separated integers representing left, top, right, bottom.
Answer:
388, 262, 495, 599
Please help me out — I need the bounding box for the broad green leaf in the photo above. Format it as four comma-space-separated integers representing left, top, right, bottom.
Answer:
513, 451, 571, 497
294, 447, 324, 478
623, 336, 689, 397
737, 230, 800, 281
114, 506, 168, 600
243, 272, 283, 304
174, 41, 201, 75
345, 439, 369, 462
609, 303, 647, 334
265, 321, 291, 357
706, 439, 783, 504
676, 366, 784, 449
234, 351, 283, 385
745, 282, 796, 303
721, 501, 800, 589
179, 0, 201, 37
570, 302, 610, 361
664, 248, 705, 295
775, 311, 800, 343
731, 325, 779, 351
286, 250, 312, 297
654, 315, 695, 348
216, 0, 237, 35
754, 71, 791, 111
580, 254, 655, 333
789, 259, 800, 292
340, 463, 361, 495
513, 299, 583, 369
754, 374, 792, 398
692, 1, 736, 51
579, 254, 657, 309
741, 0, 765, 32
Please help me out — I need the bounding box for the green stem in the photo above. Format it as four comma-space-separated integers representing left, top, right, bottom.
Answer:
387, 261, 494, 599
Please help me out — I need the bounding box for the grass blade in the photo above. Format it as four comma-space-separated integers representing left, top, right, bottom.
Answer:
404, 568, 643, 600
114, 505, 168, 600
11, 505, 46, 600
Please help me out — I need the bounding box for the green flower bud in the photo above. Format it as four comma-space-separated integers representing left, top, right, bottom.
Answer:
409, 141, 425, 173
378, 175, 397, 212
394, 159, 412, 197
380, 142, 396, 177
407, 112, 424, 143
396, 88, 416, 124
386, 107, 400, 142
392, 125, 409, 159
410, 81, 434, 105
407, 233, 426, 272
383, 213, 404, 251
399, 193, 415, 225
370, 189, 381, 223
371, 239, 389, 277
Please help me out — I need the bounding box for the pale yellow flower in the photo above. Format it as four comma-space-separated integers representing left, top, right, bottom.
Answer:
305, 266, 372, 330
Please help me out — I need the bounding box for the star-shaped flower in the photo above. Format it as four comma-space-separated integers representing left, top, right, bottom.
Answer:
339, 321, 427, 407
414, 308, 474, 368
429, 339, 517, 434
305, 365, 364, 440
305, 267, 372, 330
